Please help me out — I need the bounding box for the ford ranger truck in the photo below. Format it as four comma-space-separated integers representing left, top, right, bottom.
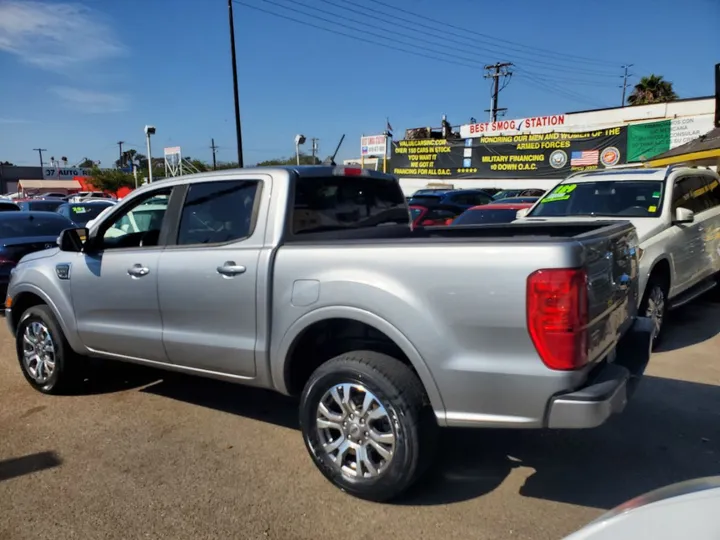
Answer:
3, 166, 653, 502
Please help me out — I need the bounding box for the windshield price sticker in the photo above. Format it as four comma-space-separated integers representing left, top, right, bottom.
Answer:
541, 183, 577, 203
652, 191, 661, 198
72, 207, 90, 214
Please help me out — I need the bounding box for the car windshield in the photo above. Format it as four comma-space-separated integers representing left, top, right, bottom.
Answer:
452, 207, 522, 225
68, 204, 112, 225
0, 214, 72, 238
26, 200, 64, 212
529, 180, 665, 218
492, 190, 519, 200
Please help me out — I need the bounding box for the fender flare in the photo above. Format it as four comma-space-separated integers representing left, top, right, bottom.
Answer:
271, 305, 447, 425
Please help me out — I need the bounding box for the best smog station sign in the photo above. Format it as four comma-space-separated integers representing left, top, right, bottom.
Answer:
460, 114, 571, 138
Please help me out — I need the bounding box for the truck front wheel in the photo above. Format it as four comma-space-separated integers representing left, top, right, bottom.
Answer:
299, 351, 436, 502
16, 305, 81, 395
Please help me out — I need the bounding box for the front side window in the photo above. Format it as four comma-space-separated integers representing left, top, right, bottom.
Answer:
702, 176, 720, 209
177, 180, 260, 245
529, 180, 664, 218
292, 176, 407, 234
672, 177, 707, 214
99, 189, 172, 249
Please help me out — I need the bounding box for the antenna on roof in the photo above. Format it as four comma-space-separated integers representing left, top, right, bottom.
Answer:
324, 134, 345, 166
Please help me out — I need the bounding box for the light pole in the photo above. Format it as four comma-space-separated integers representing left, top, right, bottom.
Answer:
144, 125, 156, 183
295, 134, 306, 165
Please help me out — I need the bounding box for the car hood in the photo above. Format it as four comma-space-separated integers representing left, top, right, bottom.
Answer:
516, 216, 664, 244
17, 245, 60, 263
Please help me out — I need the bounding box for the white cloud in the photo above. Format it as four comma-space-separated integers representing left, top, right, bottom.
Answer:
50, 87, 129, 113
0, 1, 125, 70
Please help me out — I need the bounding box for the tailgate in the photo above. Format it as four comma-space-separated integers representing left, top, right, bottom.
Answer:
578, 223, 640, 364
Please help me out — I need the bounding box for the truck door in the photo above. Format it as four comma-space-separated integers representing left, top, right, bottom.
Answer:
157, 177, 268, 378
667, 176, 706, 296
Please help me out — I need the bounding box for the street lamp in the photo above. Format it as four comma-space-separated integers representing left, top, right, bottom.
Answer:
144, 125, 156, 183
295, 134, 306, 166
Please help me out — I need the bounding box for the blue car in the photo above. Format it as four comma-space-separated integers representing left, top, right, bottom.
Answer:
408, 189, 493, 210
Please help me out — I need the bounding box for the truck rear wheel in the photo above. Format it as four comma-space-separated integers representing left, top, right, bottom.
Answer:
16, 305, 81, 395
299, 351, 436, 502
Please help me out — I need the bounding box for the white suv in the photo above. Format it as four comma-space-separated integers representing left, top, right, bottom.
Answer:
517, 166, 720, 346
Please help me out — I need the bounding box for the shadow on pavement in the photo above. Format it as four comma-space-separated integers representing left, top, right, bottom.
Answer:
74, 359, 165, 395
400, 374, 720, 508
656, 294, 720, 353
141, 374, 299, 430
0, 451, 62, 482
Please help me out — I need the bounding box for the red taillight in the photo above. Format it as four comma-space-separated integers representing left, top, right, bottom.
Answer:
527, 268, 588, 370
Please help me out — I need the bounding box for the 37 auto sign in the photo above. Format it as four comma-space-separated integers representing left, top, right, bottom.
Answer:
42, 167, 91, 180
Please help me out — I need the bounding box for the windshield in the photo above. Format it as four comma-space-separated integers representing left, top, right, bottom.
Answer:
0, 214, 72, 238
529, 180, 664, 218
452, 207, 522, 225
69, 204, 113, 225
25, 200, 64, 212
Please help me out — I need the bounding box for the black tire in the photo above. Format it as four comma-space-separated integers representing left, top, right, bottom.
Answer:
640, 277, 668, 349
299, 351, 437, 502
16, 305, 81, 395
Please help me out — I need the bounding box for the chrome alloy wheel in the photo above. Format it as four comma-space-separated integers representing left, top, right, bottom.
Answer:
646, 285, 665, 338
316, 383, 396, 479
22, 321, 56, 384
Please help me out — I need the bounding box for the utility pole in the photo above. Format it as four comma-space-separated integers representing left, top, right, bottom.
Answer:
620, 64, 634, 107
228, 0, 244, 167
117, 141, 124, 168
33, 148, 47, 168
311, 138, 319, 162
484, 62, 513, 122
210, 138, 218, 170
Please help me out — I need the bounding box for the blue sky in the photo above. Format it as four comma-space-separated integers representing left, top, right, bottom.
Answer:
0, 0, 718, 167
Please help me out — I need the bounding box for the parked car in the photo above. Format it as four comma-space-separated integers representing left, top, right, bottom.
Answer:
0, 211, 74, 297
408, 188, 493, 210
65, 191, 115, 203
411, 188, 455, 197
16, 198, 66, 213
409, 203, 466, 227
4, 166, 652, 502
491, 196, 540, 205
56, 201, 116, 228
31, 192, 68, 199
565, 476, 720, 539
451, 202, 536, 225
493, 188, 546, 200
516, 166, 720, 346
0, 200, 20, 212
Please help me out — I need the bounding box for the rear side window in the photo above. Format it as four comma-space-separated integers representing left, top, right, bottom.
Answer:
177, 180, 260, 245
292, 176, 408, 234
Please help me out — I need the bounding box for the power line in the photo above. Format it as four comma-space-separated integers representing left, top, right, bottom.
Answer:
362, 0, 619, 68
232, 1, 480, 70
315, 0, 620, 77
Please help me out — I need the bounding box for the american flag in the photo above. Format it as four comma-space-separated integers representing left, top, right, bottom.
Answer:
570, 150, 599, 166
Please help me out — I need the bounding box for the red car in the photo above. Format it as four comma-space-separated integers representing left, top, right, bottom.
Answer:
409, 204, 465, 227
449, 201, 535, 225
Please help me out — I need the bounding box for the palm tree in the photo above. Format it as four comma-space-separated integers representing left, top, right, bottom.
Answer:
627, 75, 678, 106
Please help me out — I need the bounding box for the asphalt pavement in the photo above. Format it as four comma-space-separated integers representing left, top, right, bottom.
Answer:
1, 294, 719, 540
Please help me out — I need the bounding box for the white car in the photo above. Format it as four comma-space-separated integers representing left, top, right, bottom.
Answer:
565, 476, 720, 539
516, 166, 720, 345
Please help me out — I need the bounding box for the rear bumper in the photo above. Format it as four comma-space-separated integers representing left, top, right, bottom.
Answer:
546, 316, 654, 429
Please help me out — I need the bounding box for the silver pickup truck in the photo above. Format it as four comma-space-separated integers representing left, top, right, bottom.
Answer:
3, 166, 653, 501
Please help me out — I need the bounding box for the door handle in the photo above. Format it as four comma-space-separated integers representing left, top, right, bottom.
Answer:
217, 261, 246, 276
127, 264, 150, 277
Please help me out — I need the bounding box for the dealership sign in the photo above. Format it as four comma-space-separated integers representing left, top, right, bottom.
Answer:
42, 167, 91, 180
361, 135, 387, 157
460, 114, 570, 138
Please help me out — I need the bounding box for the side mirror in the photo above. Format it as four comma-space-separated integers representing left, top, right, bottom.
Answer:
57, 227, 89, 252
516, 208, 530, 219
673, 207, 694, 224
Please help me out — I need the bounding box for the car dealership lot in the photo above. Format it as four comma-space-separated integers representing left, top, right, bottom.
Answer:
1, 295, 719, 540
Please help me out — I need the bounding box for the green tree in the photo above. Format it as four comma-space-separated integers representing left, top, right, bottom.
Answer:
256, 153, 321, 166
87, 166, 135, 192
627, 74, 679, 106
78, 158, 95, 168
